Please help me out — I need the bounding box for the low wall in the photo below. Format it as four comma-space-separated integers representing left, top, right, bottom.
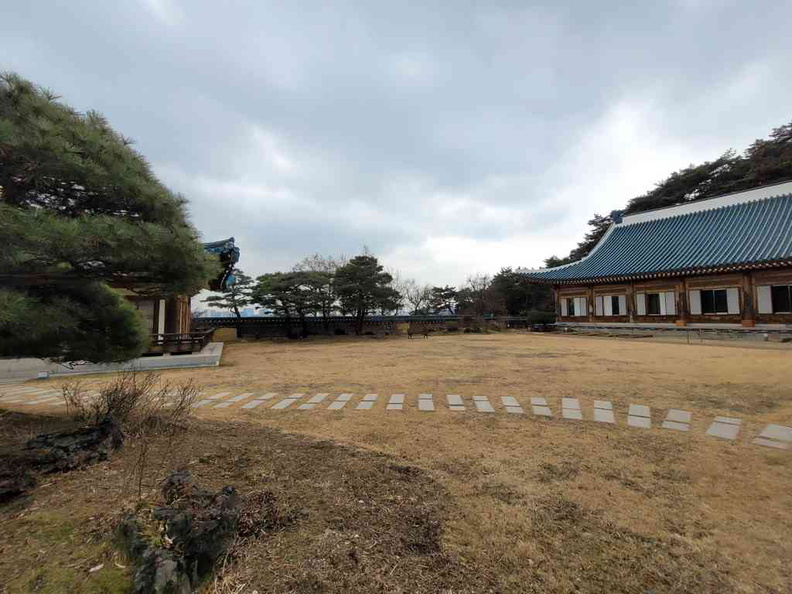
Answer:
192, 315, 545, 339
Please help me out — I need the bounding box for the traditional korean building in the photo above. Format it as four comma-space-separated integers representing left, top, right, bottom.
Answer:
520, 182, 792, 329
125, 237, 239, 352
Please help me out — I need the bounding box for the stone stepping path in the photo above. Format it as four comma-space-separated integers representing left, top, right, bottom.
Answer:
447, 394, 465, 411
387, 394, 404, 411
562, 398, 583, 420
356, 394, 379, 410
662, 409, 692, 432
418, 393, 435, 412
530, 397, 552, 417
706, 416, 741, 441
627, 404, 651, 428
752, 424, 792, 450
271, 393, 305, 410
327, 393, 353, 411
593, 400, 615, 424
1, 386, 790, 452
242, 393, 277, 409
501, 396, 523, 414
193, 392, 230, 408
473, 396, 496, 413
214, 392, 254, 409
298, 393, 329, 410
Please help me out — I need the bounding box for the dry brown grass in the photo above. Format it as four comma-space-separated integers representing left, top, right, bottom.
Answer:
6, 333, 792, 592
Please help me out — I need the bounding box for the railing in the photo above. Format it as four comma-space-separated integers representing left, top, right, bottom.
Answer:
146, 329, 215, 354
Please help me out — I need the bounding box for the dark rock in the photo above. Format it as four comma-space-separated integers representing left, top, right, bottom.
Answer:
24, 416, 124, 473
0, 464, 36, 503
118, 470, 240, 593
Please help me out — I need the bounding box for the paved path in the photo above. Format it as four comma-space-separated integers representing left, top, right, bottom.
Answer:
1, 385, 790, 451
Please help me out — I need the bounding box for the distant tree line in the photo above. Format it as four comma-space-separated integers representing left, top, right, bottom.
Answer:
203, 255, 555, 334
545, 121, 792, 267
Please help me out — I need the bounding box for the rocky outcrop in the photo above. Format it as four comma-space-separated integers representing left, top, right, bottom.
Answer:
24, 416, 124, 473
118, 470, 240, 594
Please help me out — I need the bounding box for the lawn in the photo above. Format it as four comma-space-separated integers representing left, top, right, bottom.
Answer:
3, 332, 791, 592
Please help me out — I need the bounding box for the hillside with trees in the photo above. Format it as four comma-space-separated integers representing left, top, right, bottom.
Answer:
545, 121, 792, 267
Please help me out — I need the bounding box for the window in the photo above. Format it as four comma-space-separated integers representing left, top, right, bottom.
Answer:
700, 289, 729, 314
646, 293, 661, 315
771, 285, 792, 313
611, 295, 620, 315
566, 298, 575, 317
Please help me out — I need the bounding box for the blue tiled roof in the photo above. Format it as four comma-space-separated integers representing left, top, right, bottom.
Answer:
522, 188, 792, 284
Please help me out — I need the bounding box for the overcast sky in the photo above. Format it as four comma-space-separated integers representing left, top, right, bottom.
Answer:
3, 1, 791, 288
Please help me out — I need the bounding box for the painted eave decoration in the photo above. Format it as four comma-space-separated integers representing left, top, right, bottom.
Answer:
518, 182, 792, 285
203, 237, 240, 291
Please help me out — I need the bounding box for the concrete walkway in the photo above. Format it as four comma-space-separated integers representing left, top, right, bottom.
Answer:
1, 385, 790, 451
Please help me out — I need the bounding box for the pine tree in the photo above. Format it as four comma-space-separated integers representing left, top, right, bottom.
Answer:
0, 73, 216, 362
202, 270, 254, 318
334, 255, 400, 334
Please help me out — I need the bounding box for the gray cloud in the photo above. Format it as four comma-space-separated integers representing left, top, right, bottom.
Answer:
3, 0, 792, 288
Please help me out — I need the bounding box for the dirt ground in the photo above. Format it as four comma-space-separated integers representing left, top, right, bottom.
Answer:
3, 332, 792, 593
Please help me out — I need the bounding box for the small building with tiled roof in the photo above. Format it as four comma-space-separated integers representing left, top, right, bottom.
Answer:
519, 182, 792, 328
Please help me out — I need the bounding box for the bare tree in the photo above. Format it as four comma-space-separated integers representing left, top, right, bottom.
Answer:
403, 279, 433, 315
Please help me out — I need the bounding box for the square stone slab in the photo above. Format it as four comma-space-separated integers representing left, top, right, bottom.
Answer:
530, 397, 548, 406
532, 406, 552, 417
389, 394, 405, 404
562, 409, 583, 420
363, 394, 378, 402
242, 398, 271, 410
447, 395, 464, 406
758, 424, 792, 443
505, 406, 524, 414
593, 409, 615, 424
561, 398, 580, 410
628, 404, 650, 418
308, 393, 329, 403
627, 416, 651, 429
419, 393, 433, 400
661, 420, 689, 431
752, 437, 790, 450
386, 403, 403, 411
297, 403, 315, 410
593, 400, 613, 410
472, 396, 487, 402
327, 400, 349, 410
418, 400, 435, 412
215, 393, 254, 408
501, 396, 519, 407
209, 392, 231, 400
271, 398, 298, 410
706, 422, 739, 440
474, 400, 495, 413
356, 401, 375, 410
665, 409, 691, 424
336, 394, 353, 402
713, 416, 742, 426
192, 399, 213, 408
449, 405, 465, 412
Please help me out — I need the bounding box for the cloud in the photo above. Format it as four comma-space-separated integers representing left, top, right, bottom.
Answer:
2, 0, 792, 292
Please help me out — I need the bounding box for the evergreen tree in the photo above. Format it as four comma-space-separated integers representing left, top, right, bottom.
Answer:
202, 269, 254, 318
334, 255, 400, 334
429, 285, 457, 315
252, 271, 325, 336
0, 73, 215, 362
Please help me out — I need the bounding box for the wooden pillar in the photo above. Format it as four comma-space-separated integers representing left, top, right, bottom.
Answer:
741, 272, 755, 327
626, 282, 635, 323
676, 278, 688, 326
587, 285, 595, 322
